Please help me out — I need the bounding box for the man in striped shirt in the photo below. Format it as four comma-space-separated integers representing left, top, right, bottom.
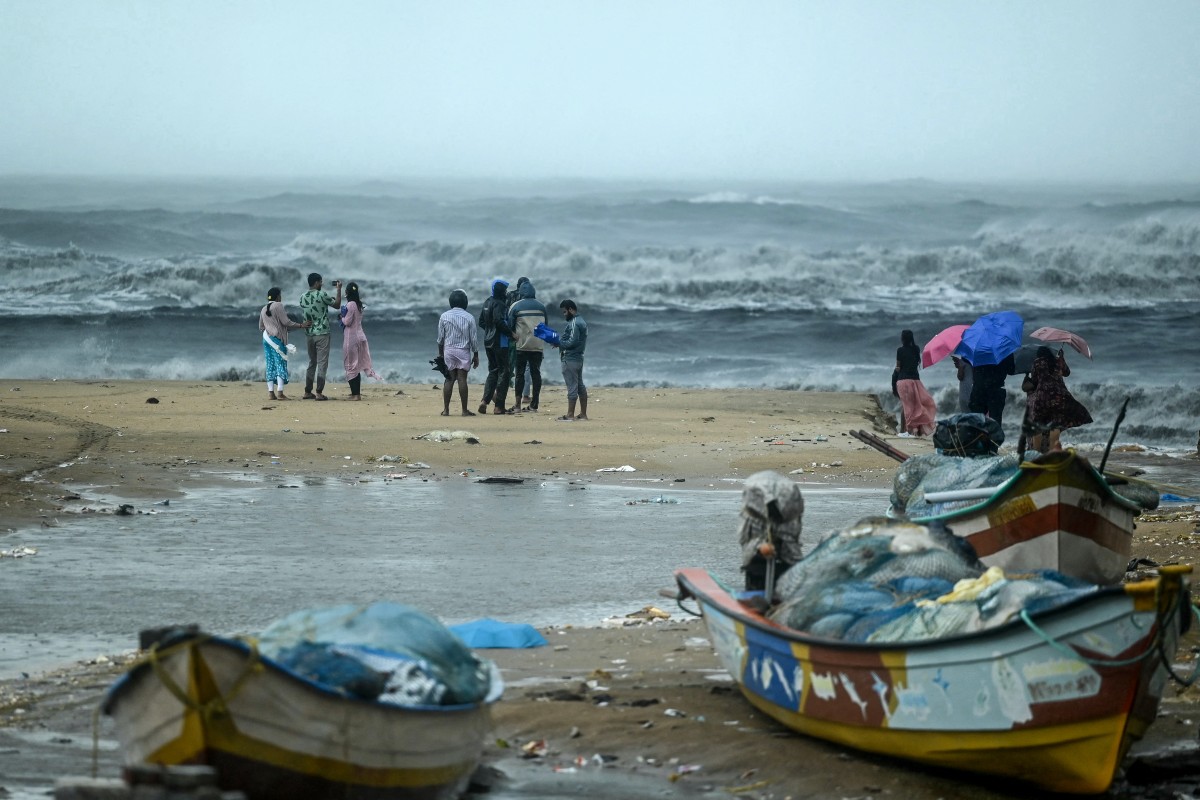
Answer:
437, 289, 480, 416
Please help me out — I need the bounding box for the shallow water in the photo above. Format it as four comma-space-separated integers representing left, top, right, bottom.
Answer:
0, 474, 887, 679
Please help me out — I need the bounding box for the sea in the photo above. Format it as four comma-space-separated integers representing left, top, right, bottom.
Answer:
2, 175, 1199, 450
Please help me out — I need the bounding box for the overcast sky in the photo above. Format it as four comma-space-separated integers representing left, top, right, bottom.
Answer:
2, 1, 1198, 182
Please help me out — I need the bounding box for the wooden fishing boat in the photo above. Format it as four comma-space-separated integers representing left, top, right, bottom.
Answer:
673, 565, 1191, 794
102, 632, 500, 800
902, 449, 1143, 584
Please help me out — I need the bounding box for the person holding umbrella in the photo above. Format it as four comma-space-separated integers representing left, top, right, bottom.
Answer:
956, 311, 1024, 426
1022, 346, 1092, 452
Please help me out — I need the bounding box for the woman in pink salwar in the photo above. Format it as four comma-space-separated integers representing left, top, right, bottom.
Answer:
892, 329, 937, 437
340, 282, 380, 400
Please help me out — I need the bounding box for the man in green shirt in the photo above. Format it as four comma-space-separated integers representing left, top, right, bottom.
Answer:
299, 272, 342, 401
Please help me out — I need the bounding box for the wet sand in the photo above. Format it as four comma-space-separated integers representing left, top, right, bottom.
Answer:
2, 379, 1200, 798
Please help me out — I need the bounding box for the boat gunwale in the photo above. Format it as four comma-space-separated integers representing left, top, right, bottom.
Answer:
101, 634, 497, 717
901, 449, 1143, 524
674, 567, 1175, 655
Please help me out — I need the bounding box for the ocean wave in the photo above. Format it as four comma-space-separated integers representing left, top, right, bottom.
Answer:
6, 231, 1199, 318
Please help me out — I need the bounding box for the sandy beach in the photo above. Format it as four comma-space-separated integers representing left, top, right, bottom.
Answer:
2, 378, 1199, 798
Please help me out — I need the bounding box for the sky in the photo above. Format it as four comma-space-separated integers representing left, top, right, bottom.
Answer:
2, 1, 1198, 182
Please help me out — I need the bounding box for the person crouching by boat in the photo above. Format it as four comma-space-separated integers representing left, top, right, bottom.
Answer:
739, 471, 804, 595
1022, 346, 1092, 452
259, 287, 310, 401
892, 329, 937, 437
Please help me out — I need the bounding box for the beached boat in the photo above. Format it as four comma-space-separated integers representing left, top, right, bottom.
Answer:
102, 632, 500, 800
673, 565, 1192, 794
901, 449, 1144, 584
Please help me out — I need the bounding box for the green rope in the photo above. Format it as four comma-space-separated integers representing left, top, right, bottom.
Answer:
1017, 608, 1159, 668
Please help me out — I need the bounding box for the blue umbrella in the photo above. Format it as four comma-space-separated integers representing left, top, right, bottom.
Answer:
953, 311, 1024, 367
449, 618, 548, 649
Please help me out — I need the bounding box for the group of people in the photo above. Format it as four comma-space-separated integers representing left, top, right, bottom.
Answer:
439, 276, 588, 420
891, 329, 1091, 450
258, 273, 588, 418
257, 272, 378, 401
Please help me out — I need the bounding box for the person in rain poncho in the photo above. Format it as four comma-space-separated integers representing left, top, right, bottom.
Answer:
739, 471, 805, 593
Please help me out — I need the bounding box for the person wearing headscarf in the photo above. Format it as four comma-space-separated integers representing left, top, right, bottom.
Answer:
258, 286, 310, 401
437, 289, 480, 416
1022, 346, 1092, 451
738, 471, 805, 594
892, 329, 937, 437
341, 281, 380, 401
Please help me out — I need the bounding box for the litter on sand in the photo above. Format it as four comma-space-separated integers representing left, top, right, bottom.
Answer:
597, 465, 637, 472
626, 496, 680, 505
412, 430, 479, 443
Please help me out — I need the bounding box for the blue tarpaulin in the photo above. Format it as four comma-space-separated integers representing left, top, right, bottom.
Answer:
449, 619, 548, 649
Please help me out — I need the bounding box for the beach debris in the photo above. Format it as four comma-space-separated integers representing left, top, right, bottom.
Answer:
301, 430, 326, 435
597, 465, 636, 472
407, 461, 431, 470
477, 476, 524, 484
668, 764, 702, 782
0, 546, 38, 559
146, 397, 159, 404
115, 504, 135, 516
789, 467, 805, 474
815, 434, 828, 442
664, 708, 687, 718
568, 726, 582, 739
524, 439, 542, 444
701, 416, 715, 422
521, 739, 549, 759
626, 495, 679, 505
413, 430, 479, 443
383, 473, 408, 480
0, 428, 7, 433
372, 454, 408, 463
626, 605, 671, 621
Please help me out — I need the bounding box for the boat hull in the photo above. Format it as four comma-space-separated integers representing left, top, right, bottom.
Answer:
675, 565, 1189, 794
910, 451, 1138, 584
103, 636, 494, 800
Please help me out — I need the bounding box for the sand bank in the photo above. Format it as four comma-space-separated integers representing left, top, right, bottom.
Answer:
0, 379, 903, 530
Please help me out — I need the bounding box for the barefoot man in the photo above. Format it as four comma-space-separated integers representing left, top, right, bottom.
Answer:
555, 298, 588, 420
437, 289, 480, 417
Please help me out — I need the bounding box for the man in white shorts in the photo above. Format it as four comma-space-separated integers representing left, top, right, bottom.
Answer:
437, 289, 480, 416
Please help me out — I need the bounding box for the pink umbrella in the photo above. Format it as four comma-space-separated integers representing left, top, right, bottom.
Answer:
921, 324, 970, 368
1030, 326, 1093, 359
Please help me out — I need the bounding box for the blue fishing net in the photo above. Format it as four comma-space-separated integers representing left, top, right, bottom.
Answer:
259, 602, 497, 705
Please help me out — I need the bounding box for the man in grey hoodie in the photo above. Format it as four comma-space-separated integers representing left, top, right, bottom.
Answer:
506, 280, 548, 412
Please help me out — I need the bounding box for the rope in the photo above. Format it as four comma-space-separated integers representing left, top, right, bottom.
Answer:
143, 635, 265, 720
1156, 604, 1200, 688
1017, 608, 1160, 668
